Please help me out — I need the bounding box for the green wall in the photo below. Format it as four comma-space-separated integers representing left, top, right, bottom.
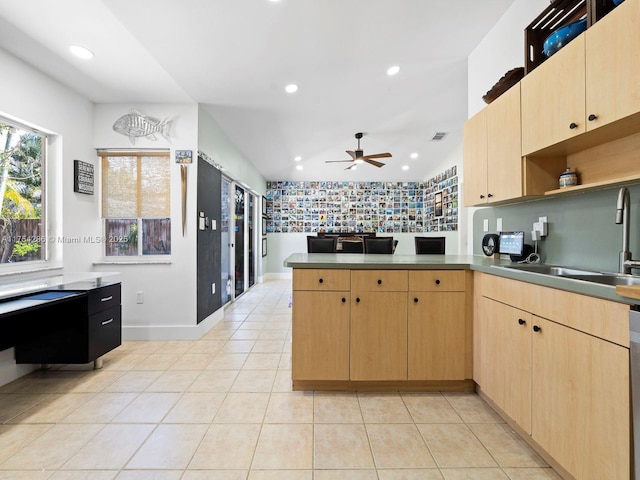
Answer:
473, 184, 640, 273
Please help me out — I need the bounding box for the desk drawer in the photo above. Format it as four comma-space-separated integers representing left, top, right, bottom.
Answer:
88, 305, 122, 359
88, 284, 121, 315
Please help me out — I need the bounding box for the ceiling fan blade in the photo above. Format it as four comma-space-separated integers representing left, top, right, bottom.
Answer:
344, 164, 356, 170
364, 158, 385, 168
325, 160, 355, 163
346, 150, 357, 160
362, 152, 392, 159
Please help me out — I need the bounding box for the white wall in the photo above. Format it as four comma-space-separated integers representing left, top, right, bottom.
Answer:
93, 103, 213, 340
0, 48, 98, 383
464, 0, 549, 253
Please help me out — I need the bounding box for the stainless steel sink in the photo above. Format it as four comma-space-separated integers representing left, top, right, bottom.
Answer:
496, 264, 603, 276
494, 264, 640, 286
560, 274, 640, 286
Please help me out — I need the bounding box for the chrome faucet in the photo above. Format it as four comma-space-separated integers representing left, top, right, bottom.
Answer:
615, 187, 640, 274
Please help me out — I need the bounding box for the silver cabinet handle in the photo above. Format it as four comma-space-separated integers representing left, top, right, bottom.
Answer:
100, 296, 113, 302
101, 318, 114, 325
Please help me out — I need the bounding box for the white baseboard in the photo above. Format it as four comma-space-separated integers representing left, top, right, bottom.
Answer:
263, 272, 292, 281
122, 306, 224, 341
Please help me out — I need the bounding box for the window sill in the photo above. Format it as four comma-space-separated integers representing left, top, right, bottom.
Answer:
93, 259, 172, 266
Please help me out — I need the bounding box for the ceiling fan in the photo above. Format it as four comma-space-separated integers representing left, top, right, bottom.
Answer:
325, 132, 392, 169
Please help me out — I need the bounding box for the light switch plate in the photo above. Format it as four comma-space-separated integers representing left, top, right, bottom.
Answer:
483, 219, 489, 232
496, 218, 503, 232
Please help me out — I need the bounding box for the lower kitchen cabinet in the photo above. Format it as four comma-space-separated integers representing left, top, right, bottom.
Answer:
408, 270, 470, 381
291, 267, 470, 389
291, 290, 350, 381
350, 291, 407, 381
475, 273, 630, 480
532, 316, 629, 480
477, 296, 532, 433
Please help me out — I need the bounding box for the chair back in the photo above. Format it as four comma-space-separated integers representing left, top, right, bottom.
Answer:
364, 236, 394, 254
307, 236, 337, 253
341, 239, 364, 253
414, 236, 446, 254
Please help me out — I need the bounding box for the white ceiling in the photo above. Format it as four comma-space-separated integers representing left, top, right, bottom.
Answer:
0, 0, 515, 182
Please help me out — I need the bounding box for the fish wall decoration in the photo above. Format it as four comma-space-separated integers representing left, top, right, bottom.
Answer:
112, 109, 172, 145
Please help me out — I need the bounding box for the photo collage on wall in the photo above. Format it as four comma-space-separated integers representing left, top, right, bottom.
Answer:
265, 166, 458, 233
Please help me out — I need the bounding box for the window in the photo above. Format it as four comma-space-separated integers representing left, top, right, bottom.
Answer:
100, 151, 171, 256
0, 118, 45, 264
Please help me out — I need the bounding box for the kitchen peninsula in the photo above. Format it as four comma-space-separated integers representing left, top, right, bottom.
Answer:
285, 252, 633, 479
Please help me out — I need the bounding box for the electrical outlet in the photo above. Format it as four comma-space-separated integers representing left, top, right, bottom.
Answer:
539, 216, 548, 223
136, 291, 144, 304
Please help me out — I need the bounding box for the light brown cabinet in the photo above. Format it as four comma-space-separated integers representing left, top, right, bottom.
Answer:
350, 269, 408, 381
476, 296, 532, 433
474, 273, 630, 480
292, 269, 350, 382
522, 0, 640, 156
408, 270, 468, 380
521, 0, 640, 155
521, 36, 586, 155
463, 84, 523, 206
292, 268, 470, 389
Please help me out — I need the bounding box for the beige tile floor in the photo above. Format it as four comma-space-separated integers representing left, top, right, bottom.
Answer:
0, 279, 563, 480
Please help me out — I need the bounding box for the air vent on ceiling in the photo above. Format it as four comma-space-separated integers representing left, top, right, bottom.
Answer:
431, 132, 447, 141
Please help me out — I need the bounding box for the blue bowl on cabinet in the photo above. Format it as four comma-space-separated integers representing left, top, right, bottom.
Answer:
543, 18, 587, 57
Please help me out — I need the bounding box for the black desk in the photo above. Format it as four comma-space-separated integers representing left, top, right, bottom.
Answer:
0, 281, 122, 368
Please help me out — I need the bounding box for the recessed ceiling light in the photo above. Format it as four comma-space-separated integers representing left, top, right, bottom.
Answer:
410, 152, 419, 159
69, 45, 94, 59
294, 156, 302, 162
296, 165, 303, 170
402, 165, 409, 171
387, 65, 400, 76
285, 84, 298, 94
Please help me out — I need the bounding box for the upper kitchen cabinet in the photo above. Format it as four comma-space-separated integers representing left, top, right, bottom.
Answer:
522, 0, 640, 157
585, 0, 640, 132
521, 36, 586, 156
463, 84, 522, 206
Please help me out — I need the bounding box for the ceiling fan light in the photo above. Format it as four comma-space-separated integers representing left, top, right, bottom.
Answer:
354, 159, 364, 164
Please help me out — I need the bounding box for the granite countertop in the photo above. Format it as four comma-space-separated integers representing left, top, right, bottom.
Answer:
284, 253, 640, 305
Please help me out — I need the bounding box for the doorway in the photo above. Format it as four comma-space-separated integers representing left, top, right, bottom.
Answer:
221, 178, 258, 305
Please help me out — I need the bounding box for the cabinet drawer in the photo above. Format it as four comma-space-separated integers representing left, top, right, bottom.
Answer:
88, 284, 121, 315
88, 305, 122, 359
293, 269, 350, 291
351, 270, 408, 292
409, 270, 465, 291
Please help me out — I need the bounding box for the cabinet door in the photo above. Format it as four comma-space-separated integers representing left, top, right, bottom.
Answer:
408, 291, 465, 380
462, 108, 488, 206
521, 35, 586, 155
292, 291, 350, 381
350, 291, 407, 381
487, 83, 523, 203
532, 317, 630, 480
479, 297, 532, 433
586, 0, 640, 131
